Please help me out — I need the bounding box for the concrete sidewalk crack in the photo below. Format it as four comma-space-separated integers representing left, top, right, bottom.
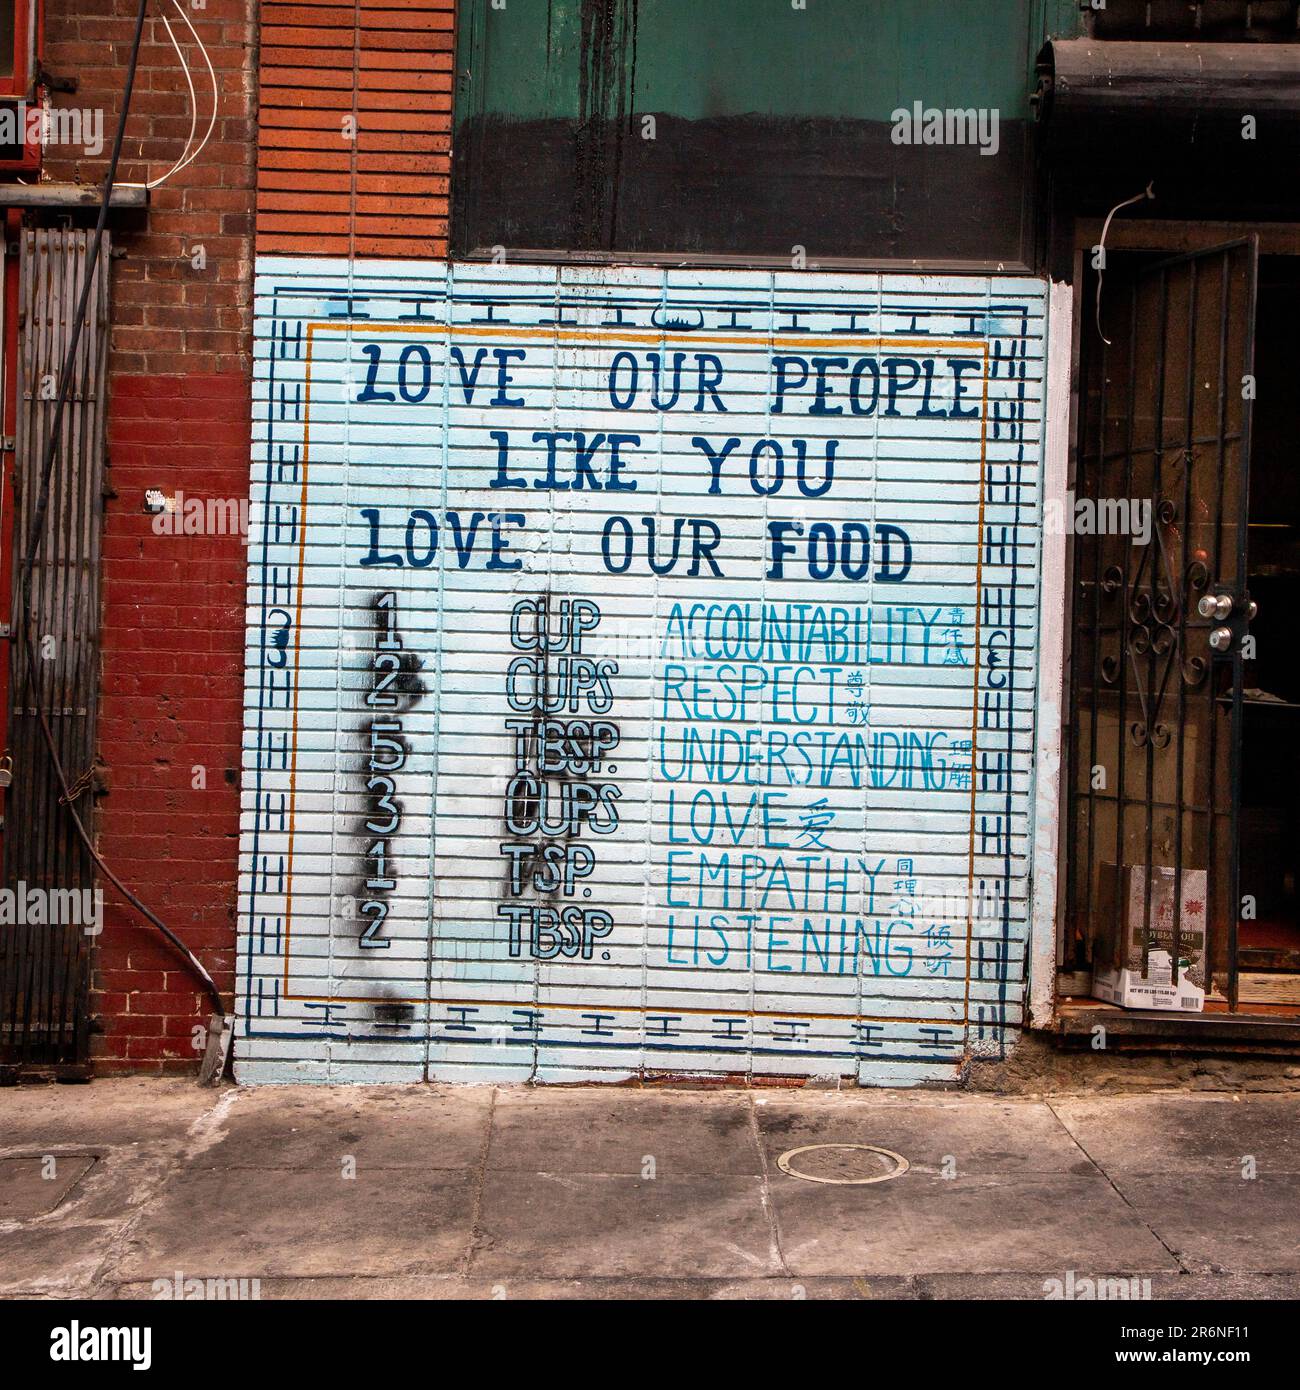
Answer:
86, 1086, 244, 1299
1044, 1097, 1189, 1274
461, 1086, 497, 1276
748, 1092, 792, 1280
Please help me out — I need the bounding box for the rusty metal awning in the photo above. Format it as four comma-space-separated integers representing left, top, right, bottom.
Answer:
1035, 40, 1300, 154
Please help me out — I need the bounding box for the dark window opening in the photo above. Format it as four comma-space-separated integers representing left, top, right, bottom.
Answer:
1088, 0, 1300, 41
0, 2, 14, 83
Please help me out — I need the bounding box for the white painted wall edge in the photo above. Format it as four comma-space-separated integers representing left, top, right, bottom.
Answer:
1027, 278, 1074, 1030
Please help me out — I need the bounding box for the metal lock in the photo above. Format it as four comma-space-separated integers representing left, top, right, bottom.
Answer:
1198, 593, 1233, 621
0, 754, 11, 788
1208, 626, 1233, 653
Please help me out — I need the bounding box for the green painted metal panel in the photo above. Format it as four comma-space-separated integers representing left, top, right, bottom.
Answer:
456, 0, 1086, 127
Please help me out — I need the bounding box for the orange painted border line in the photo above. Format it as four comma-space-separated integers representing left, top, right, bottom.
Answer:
276, 321, 995, 1037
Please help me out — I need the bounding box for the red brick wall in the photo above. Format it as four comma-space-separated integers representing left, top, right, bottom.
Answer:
39, 0, 258, 1072
24, 0, 455, 1072
258, 0, 454, 258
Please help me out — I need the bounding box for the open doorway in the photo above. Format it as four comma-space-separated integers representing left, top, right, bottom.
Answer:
1238, 257, 1300, 1005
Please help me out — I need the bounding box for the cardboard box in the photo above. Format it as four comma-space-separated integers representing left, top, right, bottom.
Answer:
1092, 950, 1205, 1012
1091, 864, 1207, 1012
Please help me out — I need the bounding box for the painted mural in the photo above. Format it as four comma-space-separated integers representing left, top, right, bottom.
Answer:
236, 262, 1049, 1084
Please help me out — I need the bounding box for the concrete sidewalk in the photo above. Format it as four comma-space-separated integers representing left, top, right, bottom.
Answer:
2, 1081, 1298, 1299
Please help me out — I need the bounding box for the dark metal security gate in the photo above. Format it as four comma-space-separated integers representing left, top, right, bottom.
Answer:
0, 229, 109, 1075
1068, 238, 1258, 1011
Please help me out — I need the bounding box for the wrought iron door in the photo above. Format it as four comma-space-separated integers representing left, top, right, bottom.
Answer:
1068, 238, 1258, 1010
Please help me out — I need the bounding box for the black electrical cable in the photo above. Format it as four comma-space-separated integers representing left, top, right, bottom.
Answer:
13, 0, 225, 1022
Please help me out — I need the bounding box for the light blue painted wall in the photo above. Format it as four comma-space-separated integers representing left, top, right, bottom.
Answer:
237, 260, 1049, 1085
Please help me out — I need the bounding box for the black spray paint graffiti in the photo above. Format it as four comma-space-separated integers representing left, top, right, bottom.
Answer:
352, 591, 426, 955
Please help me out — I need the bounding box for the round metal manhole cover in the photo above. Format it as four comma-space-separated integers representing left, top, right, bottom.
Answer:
776, 1144, 909, 1185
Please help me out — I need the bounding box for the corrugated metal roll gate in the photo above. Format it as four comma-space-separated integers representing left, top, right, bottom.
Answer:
237, 260, 1052, 1086
0, 229, 109, 1077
